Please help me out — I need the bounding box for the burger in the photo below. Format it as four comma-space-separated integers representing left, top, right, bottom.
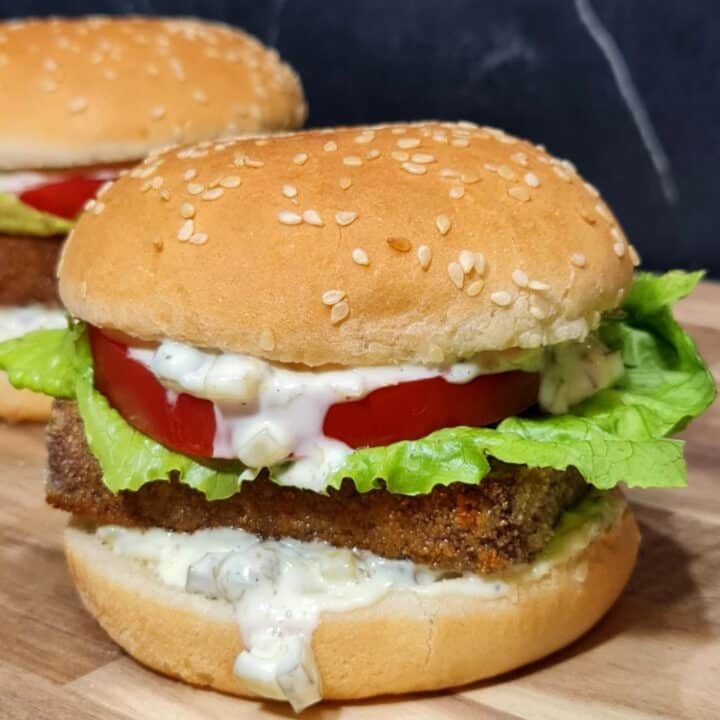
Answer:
0, 15, 305, 420
0, 122, 713, 711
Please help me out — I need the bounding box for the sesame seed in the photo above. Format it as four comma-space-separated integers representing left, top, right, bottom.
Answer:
449, 186, 465, 199
67, 96, 87, 114
610, 226, 623, 241
396, 137, 421, 149
335, 211, 358, 227
293, 153, 308, 165
202, 188, 224, 200
613, 241, 626, 258
339, 176, 352, 190
150, 105, 166, 120
448, 262, 465, 289
323, 141, 337, 152
391, 151, 409, 162
524, 172, 540, 188
484, 163, 498, 173
220, 176, 241, 189
595, 203, 611, 221
580, 209, 597, 225
512, 269, 529, 287
278, 210, 302, 225
435, 214, 451, 235
140, 181, 152, 193
629, 245, 641, 266
552, 166, 571, 182
417, 244, 432, 270
187, 183, 204, 195
530, 305, 547, 319
474, 252, 486, 275
583, 181, 600, 197
330, 301, 350, 324
498, 165, 515, 180
570, 252, 587, 268
508, 185, 530, 202
84, 199, 97, 212
451, 137, 470, 148
460, 174, 480, 184
354, 131, 375, 144
528, 280, 550, 291
440, 168, 459, 178
178, 219, 194, 241
343, 155, 363, 167
322, 289, 345, 305
401, 161, 427, 175
511, 152, 529, 167
459, 250, 475, 274
180, 202, 195, 219
303, 209, 324, 226
245, 158, 264, 168
190, 233, 208, 245
411, 153, 435, 164
490, 290, 512, 307
43, 57, 57, 72
391, 127, 407, 135
366, 149, 381, 160
183, 168, 197, 181
150, 176, 164, 189
259, 328, 276, 352
466, 280, 484, 297
282, 184, 298, 198
192, 89, 208, 104
352, 248, 369, 266
387, 237, 412, 252
92, 201, 105, 215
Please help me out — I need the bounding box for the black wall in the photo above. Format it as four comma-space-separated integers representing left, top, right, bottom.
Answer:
2, 1, 718, 276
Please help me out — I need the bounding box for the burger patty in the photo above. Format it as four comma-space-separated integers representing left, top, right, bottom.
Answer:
0, 232, 61, 305
46, 400, 588, 574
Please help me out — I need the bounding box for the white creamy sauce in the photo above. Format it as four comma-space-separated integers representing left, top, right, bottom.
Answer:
129, 343, 543, 491
95, 492, 623, 712
0, 305, 67, 342
128, 336, 623, 491
0, 168, 117, 196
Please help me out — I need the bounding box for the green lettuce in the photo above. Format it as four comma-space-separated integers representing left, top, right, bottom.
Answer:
0, 191, 73, 236
0, 271, 714, 498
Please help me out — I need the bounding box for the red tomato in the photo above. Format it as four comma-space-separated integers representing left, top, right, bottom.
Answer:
19, 176, 107, 219
89, 327, 217, 457
323, 371, 539, 447
89, 327, 539, 458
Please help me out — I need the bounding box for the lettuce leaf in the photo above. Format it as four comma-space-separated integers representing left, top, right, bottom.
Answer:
0, 271, 714, 498
0, 191, 73, 236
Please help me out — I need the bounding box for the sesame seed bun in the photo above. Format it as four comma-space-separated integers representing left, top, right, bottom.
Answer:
0, 16, 306, 170
64, 508, 639, 702
0, 370, 52, 421
59, 122, 637, 366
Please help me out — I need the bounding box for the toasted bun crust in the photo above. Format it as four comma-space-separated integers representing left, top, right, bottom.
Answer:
0, 370, 52, 421
64, 510, 639, 702
59, 122, 637, 366
0, 16, 306, 169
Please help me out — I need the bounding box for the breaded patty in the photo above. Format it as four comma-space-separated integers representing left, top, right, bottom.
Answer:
0, 232, 61, 304
46, 400, 587, 574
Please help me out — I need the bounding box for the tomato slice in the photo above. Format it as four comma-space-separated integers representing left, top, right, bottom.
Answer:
323, 371, 539, 447
89, 326, 539, 459
19, 176, 107, 219
89, 327, 217, 457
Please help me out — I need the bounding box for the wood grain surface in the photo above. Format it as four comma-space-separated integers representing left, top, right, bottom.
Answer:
1, 283, 719, 720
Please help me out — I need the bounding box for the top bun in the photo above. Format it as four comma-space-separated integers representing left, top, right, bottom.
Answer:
59, 122, 637, 367
0, 16, 306, 170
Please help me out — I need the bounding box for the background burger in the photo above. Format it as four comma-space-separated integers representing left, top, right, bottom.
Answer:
0, 14, 306, 420
0, 122, 713, 711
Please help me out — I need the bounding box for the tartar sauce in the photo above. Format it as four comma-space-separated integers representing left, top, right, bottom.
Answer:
0, 305, 67, 343
0, 168, 117, 195
128, 336, 622, 491
96, 491, 624, 711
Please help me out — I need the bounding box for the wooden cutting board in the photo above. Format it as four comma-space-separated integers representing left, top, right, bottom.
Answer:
1, 283, 719, 720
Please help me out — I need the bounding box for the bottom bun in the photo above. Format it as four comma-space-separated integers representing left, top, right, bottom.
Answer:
0, 371, 52, 422
65, 510, 639, 702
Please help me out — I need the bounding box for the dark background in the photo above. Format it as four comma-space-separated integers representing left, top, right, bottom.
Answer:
2, 1, 718, 276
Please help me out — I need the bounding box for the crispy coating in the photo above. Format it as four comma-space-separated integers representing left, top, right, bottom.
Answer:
0, 233, 61, 304
46, 400, 587, 574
